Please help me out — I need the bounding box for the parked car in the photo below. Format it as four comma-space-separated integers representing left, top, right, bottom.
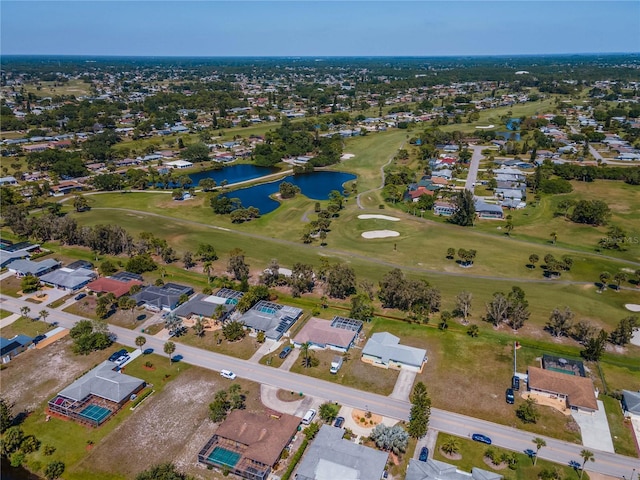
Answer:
506, 388, 515, 404
334, 416, 345, 428
33, 334, 46, 344
279, 346, 292, 359
220, 369, 237, 380
109, 349, 128, 362
301, 408, 316, 425
419, 446, 429, 462
74, 292, 86, 301
114, 355, 130, 367
143, 348, 154, 355
472, 434, 492, 445
512, 375, 520, 390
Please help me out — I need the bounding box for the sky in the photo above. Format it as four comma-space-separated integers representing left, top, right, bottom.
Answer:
2, 1, 639, 57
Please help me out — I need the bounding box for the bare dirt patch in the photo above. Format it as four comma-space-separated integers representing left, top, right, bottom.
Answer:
350, 408, 382, 427
0, 337, 108, 413
277, 389, 305, 402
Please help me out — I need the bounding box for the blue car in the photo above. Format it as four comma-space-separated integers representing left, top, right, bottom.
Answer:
419, 446, 429, 462
472, 433, 492, 445
334, 416, 345, 428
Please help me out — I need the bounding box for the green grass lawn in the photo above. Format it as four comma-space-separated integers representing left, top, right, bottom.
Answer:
0, 275, 23, 297
433, 433, 589, 480
0, 309, 13, 319
599, 395, 637, 457
176, 329, 261, 360
0, 316, 53, 339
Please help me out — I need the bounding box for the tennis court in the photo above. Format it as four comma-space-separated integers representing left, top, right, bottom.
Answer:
78, 404, 112, 424
207, 447, 241, 468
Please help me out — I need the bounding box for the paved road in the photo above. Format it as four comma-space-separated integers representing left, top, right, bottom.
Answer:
1, 294, 637, 477
465, 145, 485, 192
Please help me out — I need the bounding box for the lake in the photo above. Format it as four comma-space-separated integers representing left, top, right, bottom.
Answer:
222, 171, 357, 215
188, 164, 277, 186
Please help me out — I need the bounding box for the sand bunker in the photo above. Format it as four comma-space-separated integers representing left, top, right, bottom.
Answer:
475, 125, 495, 129
361, 230, 400, 239
357, 214, 400, 222
625, 304, 640, 312
340, 153, 355, 160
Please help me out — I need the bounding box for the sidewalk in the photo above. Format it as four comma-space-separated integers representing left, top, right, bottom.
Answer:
0, 313, 21, 329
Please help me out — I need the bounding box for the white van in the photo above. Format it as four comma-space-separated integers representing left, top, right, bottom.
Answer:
301, 408, 316, 425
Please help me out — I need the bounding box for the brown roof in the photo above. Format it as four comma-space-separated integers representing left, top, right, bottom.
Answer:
293, 317, 357, 349
87, 277, 142, 298
528, 366, 598, 411
215, 410, 299, 466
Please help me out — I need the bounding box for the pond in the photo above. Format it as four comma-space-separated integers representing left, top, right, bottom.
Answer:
156, 164, 277, 188
222, 171, 357, 215
1, 463, 41, 480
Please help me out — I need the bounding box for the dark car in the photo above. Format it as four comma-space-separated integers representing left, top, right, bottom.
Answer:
419, 446, 429, 462
506, 388, 515, 404
279, 346, 292, 359
109, 349, 128, 362
472, 433, 492, 445
334, 416, 345, 428
74, 292, 86, 301
33, 334, 46, 344
143, 348, 154, 355
512, 375, 520, 391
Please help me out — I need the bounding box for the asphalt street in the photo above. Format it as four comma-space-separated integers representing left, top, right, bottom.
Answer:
1, 294, 637, 477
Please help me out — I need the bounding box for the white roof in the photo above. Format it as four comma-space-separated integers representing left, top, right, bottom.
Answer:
362, 332, 426, 368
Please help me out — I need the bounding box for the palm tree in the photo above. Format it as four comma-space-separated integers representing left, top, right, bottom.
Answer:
579, 450, 594, 479
441, 436, 460, 456
203, 261, 213, 284
164, 341, 176, 365
39, 310, 49, 323
300, 341, 311, 368
532, 437, 546, 466
135, 336, 146, 351
193, 318, 205, 337
20, 306, 31, 319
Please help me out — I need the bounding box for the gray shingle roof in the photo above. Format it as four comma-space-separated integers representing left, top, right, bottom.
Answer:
296, 425, 388, 480
58, 360, 144, 403
173, 293, 234, 319
362, 332, 426, 368
8, 258, 60, 276
40, 267, 96, 290
406, 459, 503, 480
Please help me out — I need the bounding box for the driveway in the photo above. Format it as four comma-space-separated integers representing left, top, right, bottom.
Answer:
571, 400, 615, 453
248, 338, 280, 363
389, 368, 417, 401
414, 428, 438, 460
279, 346, 301, 370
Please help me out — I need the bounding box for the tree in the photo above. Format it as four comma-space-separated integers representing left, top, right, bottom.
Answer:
441, 436, 460, 455
613, 272, 628, 291
599, 271, 611, 291
209, 390, 230, 422
19, 306, 31, 320
455, 291, 472, 320
300, 341, 312, 368
196, 243, 218, 262
222, 320, 246, 341
528, 254, 539, 269
581, 329, 608, 361
99, 260, 118, 276
484, 292, 509, 326
73, 193, 89, 212
198, 178, 217, 192
181, 142, 209, 162
449, 189, 475, 226
446, 247, 456, 259
516, 397, 539, 424
579, 449, 594, 479
570, 200, 611, 226
318, 402, 340, 423
44, 461, 65, 480
467, 324, 479, 337
21, 274, 40, 294
192, 317, 205, 337
546, 307, 574, 338
135, 463, 192, 480
164, 341, 176, 365
325, 263, 356, 299
369, 424, 409, 455
532, 437, 546, 466
135, 336, 146, 351
349, 293, 374, 322
609, 316, 639, 346
407, 382, 431, 439
227, 248, 249, 281
549, 231, 557, 245
279, 181, 301, 199
0, 397, 14, 433
572, 320, 597, 345
182, 251, 195, 270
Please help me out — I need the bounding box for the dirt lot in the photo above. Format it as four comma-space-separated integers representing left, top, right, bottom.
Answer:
0, 336, 108, 413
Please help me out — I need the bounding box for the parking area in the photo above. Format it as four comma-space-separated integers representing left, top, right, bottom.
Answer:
571, 400, 615, 453
389, 368, 417, 401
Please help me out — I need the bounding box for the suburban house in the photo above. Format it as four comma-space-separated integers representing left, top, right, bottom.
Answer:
165, 159, 193, 169
406, 458, 502, 480
527, 366, 598, 413
8, 258, 60, 277
361, 332, 427, 372
0, 241, 41, 268
474, 200, 504, 219
621, 390, 640, 418
0, 176, 18, 186
173, 288, 244, 324
0, 335, 34, 363
50, 180, 85, 196
494, 167, 525, 183
292, 316, 362, 352
47, 360, 145, 426
433, 202, 456, 216
238, 300, 303, 340
198, 410, 299, 480
131, 282, 194, 311
87, 275, 143, 298
295, 425, 388, 480
39, 261, 97, 292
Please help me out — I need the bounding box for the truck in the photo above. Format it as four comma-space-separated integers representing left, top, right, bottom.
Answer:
330, 355, 343, 374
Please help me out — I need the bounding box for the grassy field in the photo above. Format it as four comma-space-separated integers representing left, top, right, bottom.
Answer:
433, 433, 589, 480
599, 395, 637, 457
176, 328, 261, 360
22, 79, 92, 99
0, 316, 53, 339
